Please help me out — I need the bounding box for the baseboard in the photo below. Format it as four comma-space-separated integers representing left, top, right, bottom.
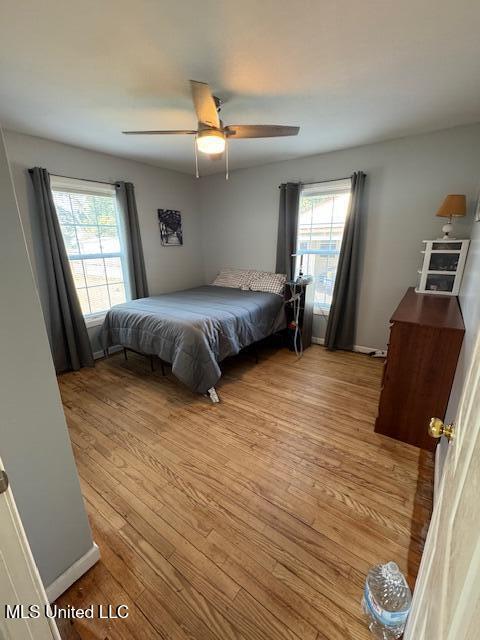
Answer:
311, 336, 381, 354
93, 345, 122, 360
46, 543, 100, 603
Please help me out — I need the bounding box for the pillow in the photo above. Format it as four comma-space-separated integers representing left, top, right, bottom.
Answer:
211, 268, 252, 289
248, 272, 286, 296
239, 269, 263, 290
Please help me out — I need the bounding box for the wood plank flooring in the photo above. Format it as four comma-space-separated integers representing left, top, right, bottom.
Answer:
56, 344, 433, 640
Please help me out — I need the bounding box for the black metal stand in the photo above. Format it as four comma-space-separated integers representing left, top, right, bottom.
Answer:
122, 346, 166, 376
285, 280, 313, 351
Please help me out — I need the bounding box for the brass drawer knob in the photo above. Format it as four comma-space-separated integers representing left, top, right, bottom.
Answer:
429, 417, 455, 441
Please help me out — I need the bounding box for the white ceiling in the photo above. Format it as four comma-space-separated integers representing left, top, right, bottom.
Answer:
1, 0, 480, 175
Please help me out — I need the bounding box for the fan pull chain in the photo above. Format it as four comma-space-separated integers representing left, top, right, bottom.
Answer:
194, 134, 200, 179
225, 136, 229, 180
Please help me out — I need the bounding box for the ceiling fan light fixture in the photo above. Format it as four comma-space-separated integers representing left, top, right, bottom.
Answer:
196, 129, 225, 154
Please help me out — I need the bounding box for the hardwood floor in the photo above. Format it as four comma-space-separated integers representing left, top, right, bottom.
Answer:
56, 344, 433, 640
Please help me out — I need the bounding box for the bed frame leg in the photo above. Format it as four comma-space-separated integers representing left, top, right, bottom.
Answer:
207, 387, 220, 404
150, 355, 155, 372
123, 347, 128, 361
103, 348, 109, 359
160, 361, 166, 376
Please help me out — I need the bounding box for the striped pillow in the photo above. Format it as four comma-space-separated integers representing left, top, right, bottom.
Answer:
248, 272, 286, 296
211, 268, 252, 289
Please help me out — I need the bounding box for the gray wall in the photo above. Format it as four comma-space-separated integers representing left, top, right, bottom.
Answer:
433, 216, 480, 485
447, 214, 480, 421
7, 125, 480, 352
0, 128, 94, 587
199, 124, 480, 348
4, 130, 205, 351
446, 217, 480, 418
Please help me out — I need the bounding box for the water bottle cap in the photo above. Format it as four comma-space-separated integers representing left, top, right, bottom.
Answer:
387, 561, 400, 573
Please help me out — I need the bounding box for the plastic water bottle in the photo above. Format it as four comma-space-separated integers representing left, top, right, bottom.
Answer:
362, 561, 412, 639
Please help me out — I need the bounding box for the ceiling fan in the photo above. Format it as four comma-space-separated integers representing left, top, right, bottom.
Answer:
123, 80, 300, 178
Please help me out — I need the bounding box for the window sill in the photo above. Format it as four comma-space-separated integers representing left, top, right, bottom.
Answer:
84, 314, 107, 329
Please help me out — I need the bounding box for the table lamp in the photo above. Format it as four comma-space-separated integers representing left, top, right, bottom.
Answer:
436, 194, 466, 239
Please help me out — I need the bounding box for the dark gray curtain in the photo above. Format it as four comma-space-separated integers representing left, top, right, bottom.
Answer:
275, 182, 313, 347
325, 171, 366, 351
275, 182, 300, 280
29, 167, 94, 372
115, 181, 149, 299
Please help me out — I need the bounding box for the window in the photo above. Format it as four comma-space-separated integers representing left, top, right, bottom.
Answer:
296, 179, 351, 313
50, 176, 130, 323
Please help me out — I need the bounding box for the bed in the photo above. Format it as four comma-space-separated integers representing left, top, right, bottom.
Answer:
100, 285, 286, 399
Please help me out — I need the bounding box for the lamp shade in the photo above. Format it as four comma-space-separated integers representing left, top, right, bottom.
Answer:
436, 194, 466, 218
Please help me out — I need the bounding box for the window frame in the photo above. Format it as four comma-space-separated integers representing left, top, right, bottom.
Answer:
297, 178, 352, 315
50, 176, 130, 326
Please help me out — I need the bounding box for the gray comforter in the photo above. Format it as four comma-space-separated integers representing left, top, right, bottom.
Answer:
100, 285, 285, 393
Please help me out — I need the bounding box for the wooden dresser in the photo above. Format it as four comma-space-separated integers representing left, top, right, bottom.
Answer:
375, 287, 464, 450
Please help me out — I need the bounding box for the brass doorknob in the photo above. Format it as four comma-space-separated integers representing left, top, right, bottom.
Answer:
429, 417, 455, 441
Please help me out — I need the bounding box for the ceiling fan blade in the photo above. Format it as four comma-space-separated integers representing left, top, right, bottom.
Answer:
224, 125, 299, 139
190, 80, 220, 129
122, 130, 197, 135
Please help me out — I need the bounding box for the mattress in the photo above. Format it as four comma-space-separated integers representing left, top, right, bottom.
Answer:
100, 285, 285, 393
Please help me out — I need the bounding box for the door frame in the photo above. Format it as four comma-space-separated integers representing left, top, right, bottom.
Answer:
0, 457, 61, 640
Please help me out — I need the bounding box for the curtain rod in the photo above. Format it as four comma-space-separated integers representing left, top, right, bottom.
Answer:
279, 175, 351, 188
300, 175, 351, 186
28, 169, 117, 187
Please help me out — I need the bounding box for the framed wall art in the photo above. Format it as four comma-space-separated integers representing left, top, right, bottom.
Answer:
158, 209, 183, 246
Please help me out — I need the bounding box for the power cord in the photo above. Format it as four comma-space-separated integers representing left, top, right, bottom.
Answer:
286, 282, 303, 358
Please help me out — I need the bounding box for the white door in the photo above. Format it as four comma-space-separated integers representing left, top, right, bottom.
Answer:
405, 327, 480, 639
0, 457, 60, 640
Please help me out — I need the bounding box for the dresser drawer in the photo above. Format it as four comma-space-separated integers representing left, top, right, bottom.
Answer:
375, 289, 464, 450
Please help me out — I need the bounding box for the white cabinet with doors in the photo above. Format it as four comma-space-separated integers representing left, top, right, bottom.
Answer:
416, 239, 469, 296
